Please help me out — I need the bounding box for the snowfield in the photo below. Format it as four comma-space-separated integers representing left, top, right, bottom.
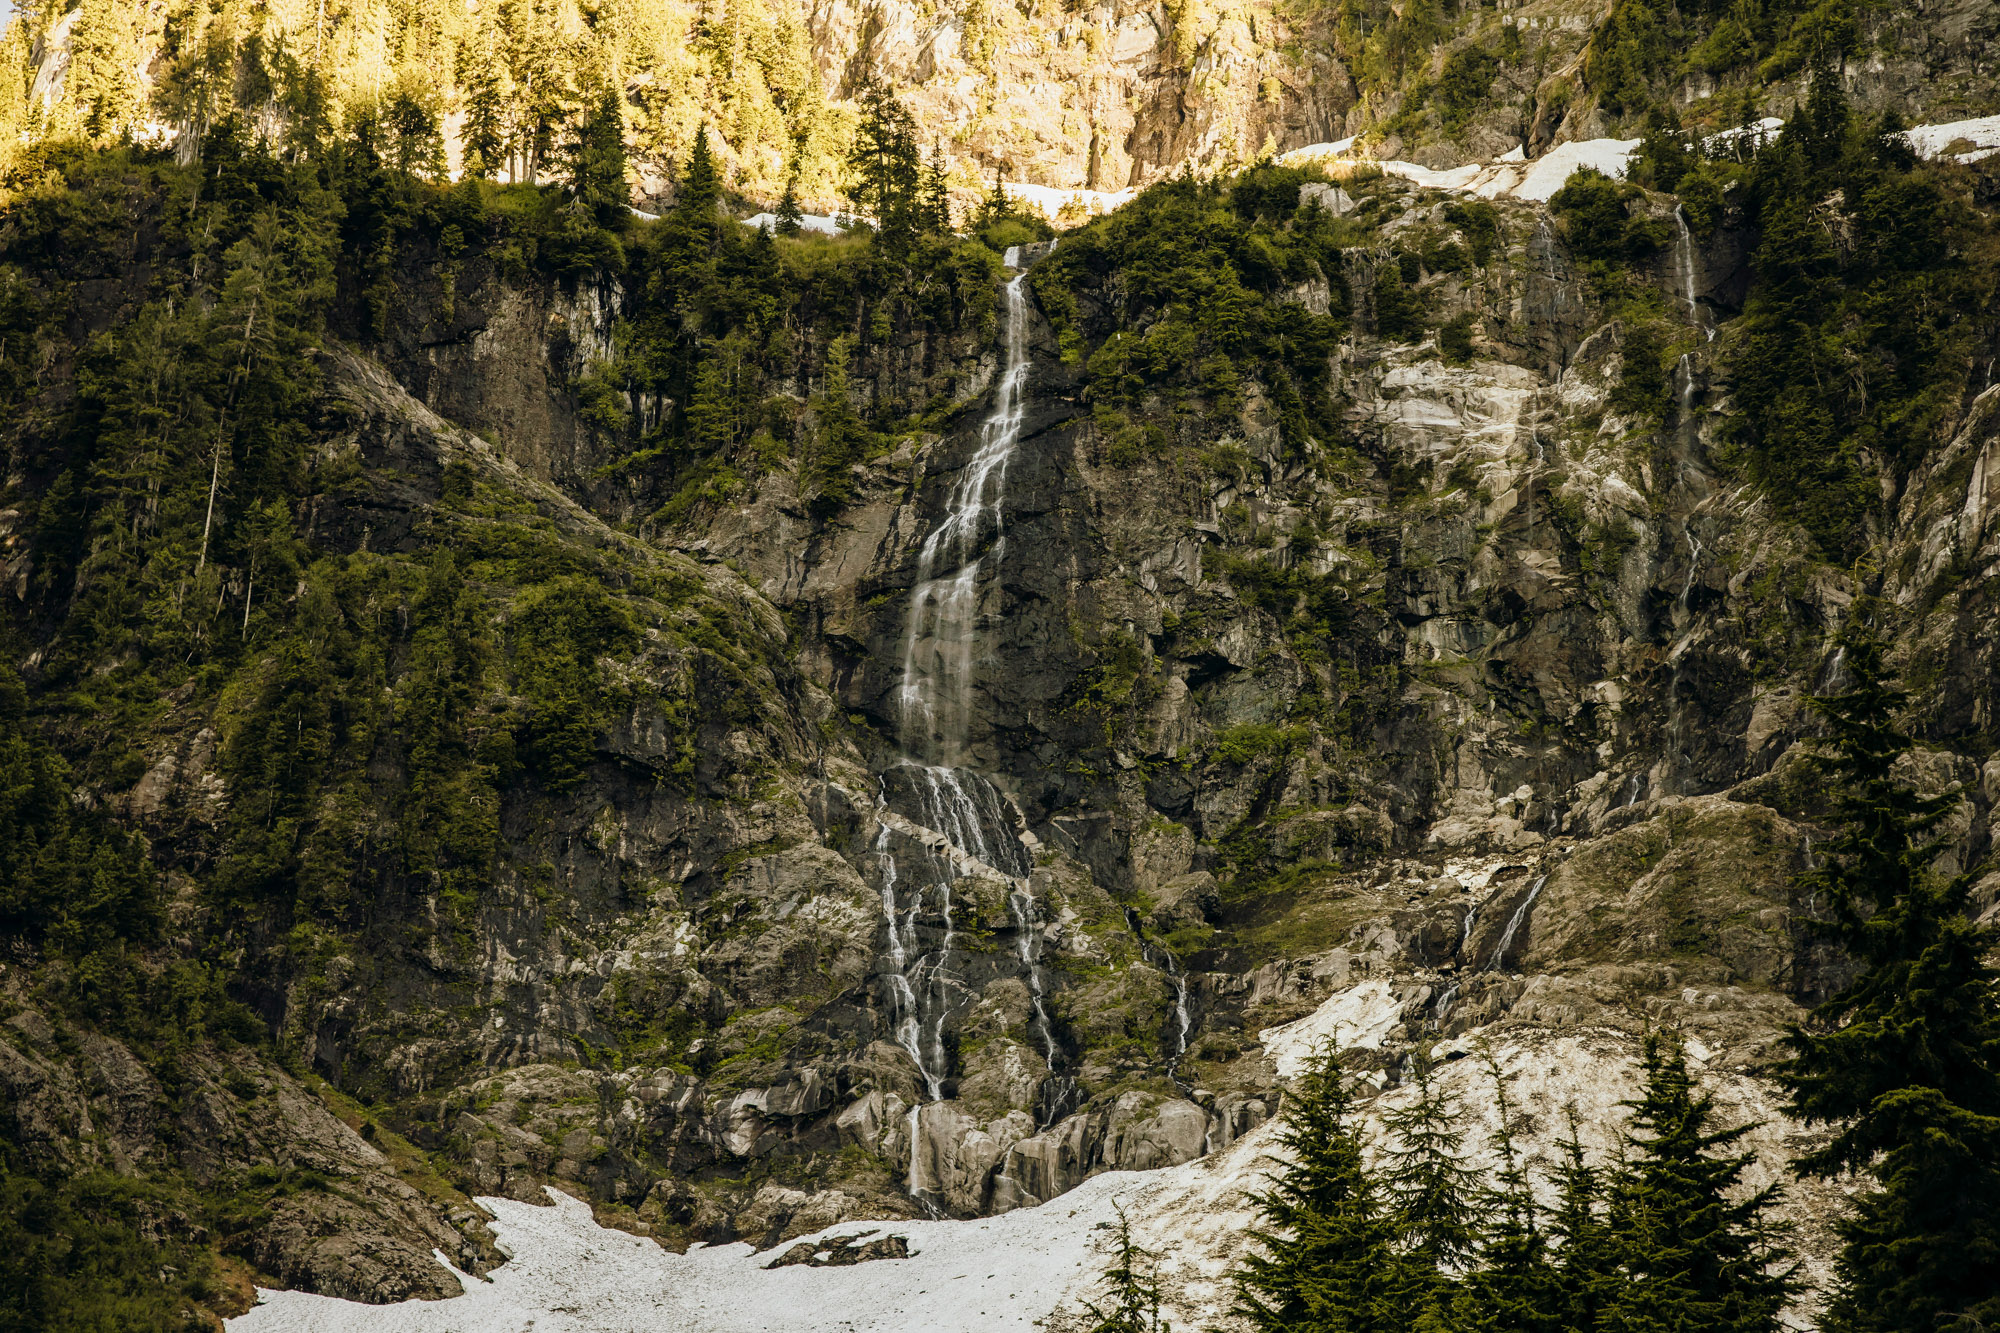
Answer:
1278, 114, 1987, 205
229, 980, 1844, 1333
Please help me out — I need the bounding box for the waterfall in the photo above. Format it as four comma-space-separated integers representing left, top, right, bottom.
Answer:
1674, 206, 1710, 341
1125, 908, 1197, 1097
875, 272, 1068, 1207
897, 274, 1032, 767
1484, 874, 1548, 972
1012, 881, 1077, 1125
1679, 527, 1704, 617
873, 813, 931, 1094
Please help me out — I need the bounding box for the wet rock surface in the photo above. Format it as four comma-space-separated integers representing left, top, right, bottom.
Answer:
11, 163, 2000, 1308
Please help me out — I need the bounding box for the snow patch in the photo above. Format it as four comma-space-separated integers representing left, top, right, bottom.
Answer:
1257, 977, 1404, 1076
1001, 181, 1138, 219
740, 212, 861, 236
1900, 114, 2000, 161
225, 998, 1842, 1333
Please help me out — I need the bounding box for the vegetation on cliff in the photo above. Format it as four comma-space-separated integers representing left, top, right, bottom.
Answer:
1778, 614, 2000, 1333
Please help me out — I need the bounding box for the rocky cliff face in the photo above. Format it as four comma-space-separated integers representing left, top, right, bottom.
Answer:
801, 0, 2000, 191
5, 138, 2000, 1316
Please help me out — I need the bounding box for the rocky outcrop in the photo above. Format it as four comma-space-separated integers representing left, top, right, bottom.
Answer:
0, 994, 492, 1302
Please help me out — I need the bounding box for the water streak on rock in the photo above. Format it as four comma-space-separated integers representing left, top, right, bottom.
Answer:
1485, 873, 1549, 972
874, 273, 1064, 1204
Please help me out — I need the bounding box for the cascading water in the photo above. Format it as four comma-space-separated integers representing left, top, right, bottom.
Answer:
1484, 873, 1549, 972
1672, 206, 1712, 447
1680, 528, 1704, 616
1432, 887, 1494, 1025
1673, 206, 1709, 338
1125, 908, 1198, 1096
897, 274, 1032, 766
872, 272, 1071, 1207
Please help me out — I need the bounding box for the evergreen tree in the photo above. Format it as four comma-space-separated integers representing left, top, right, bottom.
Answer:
776, 154, 804, 235
64, 0, 140, 146
847, 78, 922, 248
462, 20, 511, 180
1233, 1040, 1399, 1333
385, 80, 448, 181
569, 86, 629, 223
975, 165, 1010, 229
1081, 1206, 1169, 1333
1604, 1032, 1793, 1333
802, 335, 876, 520
1547, 1108, 1620, 1333
922, 138, 951, 233
1381, 1047, 1483, 1271
1459, 1048, 1564, 1333
1777, 612, 2000, 1333
677, 125, 722, 221
683, 339, 742, 455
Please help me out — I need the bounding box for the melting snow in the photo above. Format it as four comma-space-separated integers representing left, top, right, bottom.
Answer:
1900, 114, 2000, 162
228, 985, 1406, 1333
740, 212, 861, 236
1273, 114, 1989, 209
228, 976, 1840, 1333
1001, 181, 1139, 219
1258, 977, 1402, 1076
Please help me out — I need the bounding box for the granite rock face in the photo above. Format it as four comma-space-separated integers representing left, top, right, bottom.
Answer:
7, 155, 2000, 1309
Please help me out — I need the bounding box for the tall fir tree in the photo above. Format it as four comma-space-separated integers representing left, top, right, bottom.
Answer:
1380, 1047, 1483, 1273
847, 78, 922, 249
64, 0, 141, 146
385, 79, 448, 181
1233, 1041, 1400, 1333
1459, 1048, 1564, 1333
569, 86, 629, 223
461, 18, 511, 180
1777, 611, 2000, 1333
1604, 1032, 1793, 1333
922, 138, 951, 233
1547, 1108, 1620, 1333
677, 125, 722, 221
1081, 1206, 1169, 1333
776, 154, 804, 235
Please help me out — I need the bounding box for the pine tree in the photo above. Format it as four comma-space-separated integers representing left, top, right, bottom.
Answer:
677, 125, 722, 221
1459, 1048, 1564, 1333
976, 166, 1010, 228
461, 20, 511, 180
569, 86, 628, 223
385, 79, 448, 181
1379, 1047, 1482, 1324
776, 152, 804, 235
847, 78, 922, 248
0, 19, 31, 186
1382, 1047, 1482, 1270
683, 340, 741, 455
1547, 1108, 1620, 1333
1233, 1040, 1399, 1333
1777, 612, 2000, 1333
922, 138, 951, 233
64, 0, 141, 146
1081, 1206, 1169, 1333
1604, 1032, 1793, 1333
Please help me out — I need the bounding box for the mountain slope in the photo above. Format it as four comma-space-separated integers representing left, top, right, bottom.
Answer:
2, 76, 1999, 1328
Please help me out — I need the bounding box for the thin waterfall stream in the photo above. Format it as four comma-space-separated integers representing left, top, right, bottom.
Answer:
1485, 873, 1549, 972
871, 271, 1072, 1210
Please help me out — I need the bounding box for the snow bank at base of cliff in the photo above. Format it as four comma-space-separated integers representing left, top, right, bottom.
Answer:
229, 983, 1837, 1333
